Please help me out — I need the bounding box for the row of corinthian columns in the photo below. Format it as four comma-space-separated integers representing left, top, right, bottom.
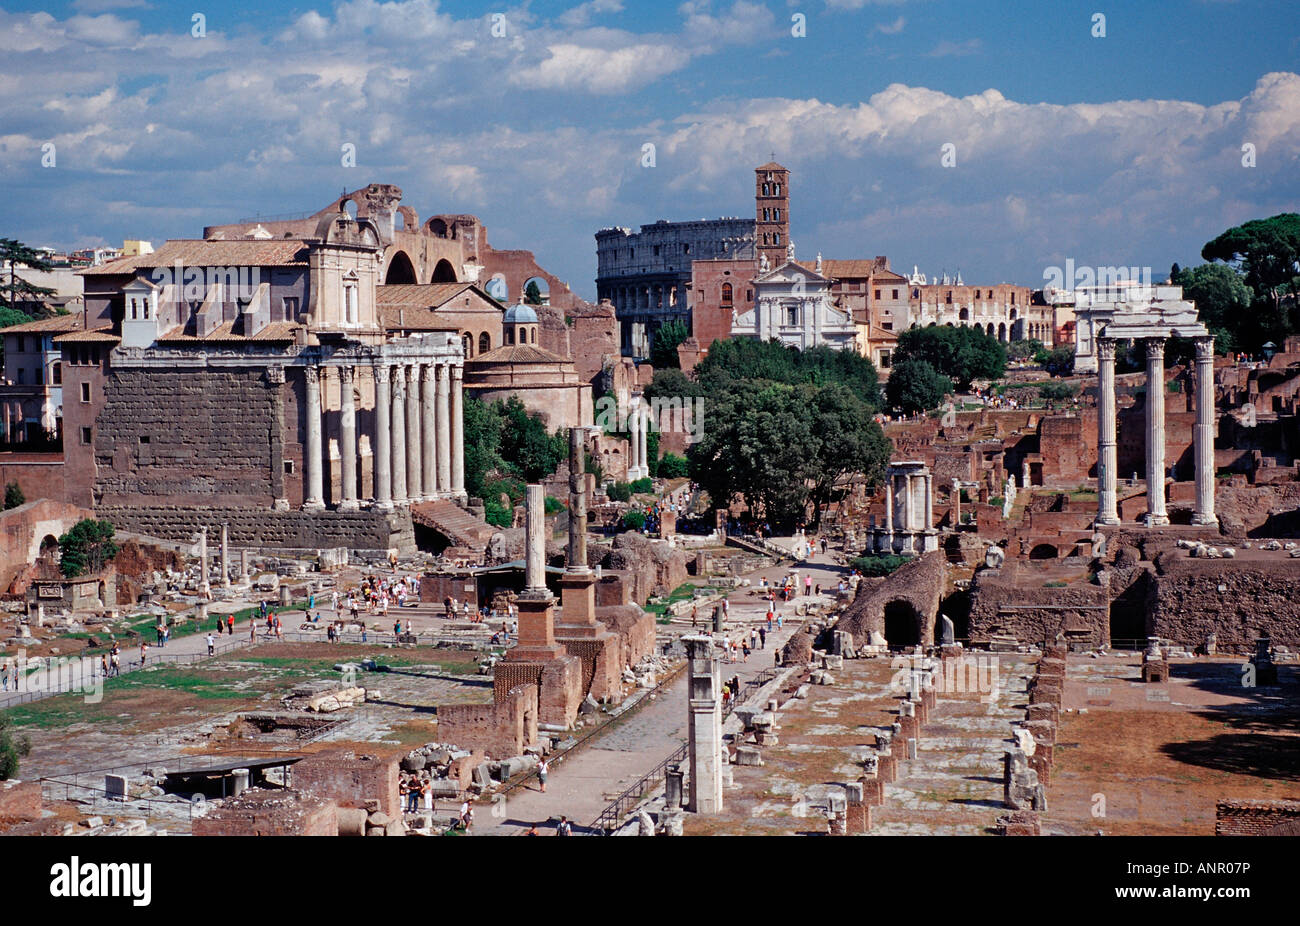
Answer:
302, 360, 464, 511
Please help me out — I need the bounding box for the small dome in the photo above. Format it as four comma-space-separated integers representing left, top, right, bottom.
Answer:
503, 303, 539, 325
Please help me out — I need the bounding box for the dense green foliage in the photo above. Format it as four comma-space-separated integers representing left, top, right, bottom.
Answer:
0, 239, 55, 310
3, 482, 23, 510
644, 368, 702, 401
657, 452, 689, 479
1034, 345, 1076, 377
884, 358, 952, 414
606, 481, 632, 503
650, 318, 690, 369
464, 395, 566, 517
1007, 338, 1043, 361
1038, 381, 1079, 404
524, 280, 543, 305
1195, 214, 1300, 351
893, 324, 1006, 391
692, 339, 880, 409
58, 518, 119, 578
0, 716, 31, 780
621, 510, 647, 532
849, 554, 913, 577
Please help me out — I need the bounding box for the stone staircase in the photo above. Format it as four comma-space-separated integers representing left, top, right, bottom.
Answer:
410, 500, 496, 551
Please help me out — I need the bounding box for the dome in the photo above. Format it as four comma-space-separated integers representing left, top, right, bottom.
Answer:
503, 303, 539, 325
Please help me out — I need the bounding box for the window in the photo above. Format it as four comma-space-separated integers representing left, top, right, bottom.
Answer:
721, 283, 733, 306
746, 289, 753, 301
138, 435, 149, 444
684, 244, 690, 255
16, 369, 23, 385
80, 382, 91, 403
479, 332, 490, 354
883, 322, 893, 331
774, 209, 781, 221
892, 289, 899, 300
52, 362, 61, 385
786, 305, 799, 326
774, 233, 781, 245
946, 292, 953, 304
16, 337, 23, 353
762, 183, 770, 195
879, 350, 892, 369
774, 183, 781, 196
283, 460, 295, 475
80, 426, 92, 445
283, 296, 300, 319
653, 245, 660, 256
874, 289, 881, 300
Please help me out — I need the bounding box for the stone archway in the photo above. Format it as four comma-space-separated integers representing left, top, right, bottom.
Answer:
1028, 543, 1059, 560
384, 250, 417, 284
883, 600, 922, 648
431, 259, 457, 283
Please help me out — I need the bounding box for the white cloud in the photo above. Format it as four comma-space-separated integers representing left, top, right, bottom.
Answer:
926, 37, 981, 57
875, 15, 905, 34
510, 43, 690, 93
558, 0, 625, 29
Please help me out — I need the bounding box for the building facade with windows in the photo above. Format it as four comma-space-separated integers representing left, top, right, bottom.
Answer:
0, 315, 84, 444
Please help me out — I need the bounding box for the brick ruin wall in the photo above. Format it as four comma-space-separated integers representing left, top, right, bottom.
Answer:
967, 564, 1110, 647
437, 682, 538, 758
1148, 559, 1300, 649
191, 788, 338, 836
95, 368, 285, 508
838, 551, 947, 648
94, 505, 415, 554
291, 750, 400, 818
1215, 799, 1300, 836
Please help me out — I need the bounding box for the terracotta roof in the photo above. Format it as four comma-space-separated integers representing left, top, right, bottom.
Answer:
156, 320, 300, 343
81, 239, 312, 275
0, 314, 85, 334
469, 344, 570, 365
376, 283, 478, 307
756, 161, 787, 170
54, 326, 119, 344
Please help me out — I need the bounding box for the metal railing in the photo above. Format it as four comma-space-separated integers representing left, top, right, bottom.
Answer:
722, 666, 781, 718
590, 742, 688, 834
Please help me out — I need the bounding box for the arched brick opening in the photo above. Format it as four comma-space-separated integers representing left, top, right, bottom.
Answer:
385, 250, 417, 284
431, 259, 457, 283
883, 600, 922, 648
1029, 543, 1059, 560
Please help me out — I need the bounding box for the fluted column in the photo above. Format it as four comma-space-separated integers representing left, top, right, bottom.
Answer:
924, 474, 933, 531
627, 402, 639, 476
421, 364, 437, 500
638, 405, 649, 477
391, 366, 408, 504
405, 364, 422, 502
303, 366, 324, 509
338, 365, 359, 510
884, 475, 894, 533
373, 365, 392, 510
451, 364, 465, 496
1143, 338, 1169, 526
1096, 338, 1119, 525
436, 363, 452, 493
1192, 337, 1217, 525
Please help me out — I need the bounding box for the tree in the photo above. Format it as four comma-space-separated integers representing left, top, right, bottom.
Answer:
694, 338, 880, 409
644, 367, 701, 401
1039, 381, 1078, 406
3, 482, 23, 510
462, 395, 505, 500
885, 358, 952, 414
1007, 338, 1043, 361
658, 452, 689, 479
1034, 345, 1075, 377
621, 510, 647, 532
58, 518, 119, 578
803, 383, 891, 527
1172, 263, 1255, 352
1202, 214, 1300, 343
497, 396, 565, 483
524, 280, 543, 306
650, 318, 690, 369
893, 324, 1005, 391
0, 239, 55, 311
0, 716, 31, 780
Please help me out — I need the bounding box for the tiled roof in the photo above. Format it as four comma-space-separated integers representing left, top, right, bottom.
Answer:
81, 239, 312, 275
469, 344, 569, 365
376, 283, 476, 307
156, 321, 300, 343
54, 326, 118, 344
0, 314, 85, 334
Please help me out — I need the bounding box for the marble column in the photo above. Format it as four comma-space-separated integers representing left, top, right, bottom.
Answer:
637, 405, 649, 477
421, 364, 437, 500
220, 524, 230, 587
686, 634, 723, 814
402, 365, 421, 502
451, 364, 465, 496
524, 484, 547, 594
1143, 338, 1169, 526
391, 366, 408, 504
372, 365, 392, 510
338, 366, 359, 510
884, 475, 895, 551
1192, 336, 1217, 525
924, 475, 933, 531
1095, 338, 1119, 525
436, 363, 452, 493
303, 366, 324, 509
627, 402, 640, 476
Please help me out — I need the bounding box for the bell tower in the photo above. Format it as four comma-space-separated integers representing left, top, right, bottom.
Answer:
756, 161, 790, 269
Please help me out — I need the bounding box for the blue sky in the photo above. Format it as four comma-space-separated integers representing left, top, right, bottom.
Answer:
1, 0, 1298, 299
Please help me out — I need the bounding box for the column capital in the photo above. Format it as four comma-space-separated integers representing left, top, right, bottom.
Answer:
392, 371, 406, 400
1144, 337, 1166, 361
339, 364, 355, 384
304, 365, 320, 385
1095, 338, 1116, 362
451, 364, 463, 383
374, 364, 391, 385
421, 362, 435, 383
406, 363, 419, 381
1194, 336, 1215, 360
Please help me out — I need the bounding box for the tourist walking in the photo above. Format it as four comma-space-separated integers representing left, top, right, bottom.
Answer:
759, 626, 766, 649
99, 654, 109, 679
139, 642, 149, 666
249, 619, 257, 643
227, 614, 234, 636
537, 758, 549, 793
206, 633, 215, 656
556, 815, 572, 836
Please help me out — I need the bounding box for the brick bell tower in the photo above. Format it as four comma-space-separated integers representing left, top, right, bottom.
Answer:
755, 161, 790, 268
